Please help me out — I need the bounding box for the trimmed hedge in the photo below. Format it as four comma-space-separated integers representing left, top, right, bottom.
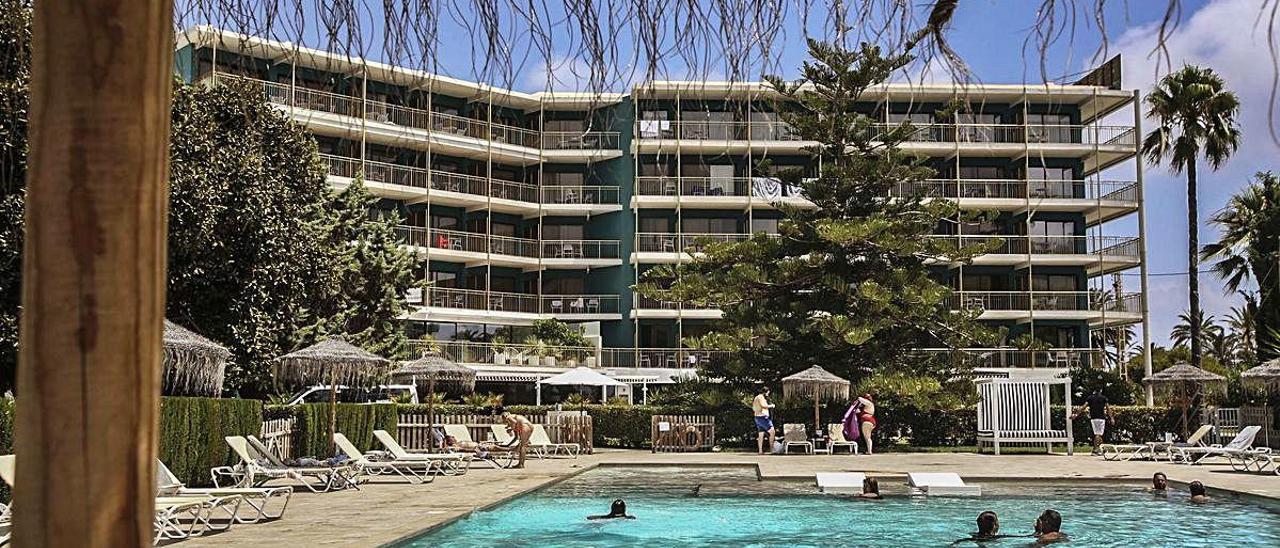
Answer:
159, 397, 263, 487
291, 403, 397, 457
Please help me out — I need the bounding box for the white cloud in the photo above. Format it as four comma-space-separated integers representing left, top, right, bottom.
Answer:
1107, 0, 1277, 346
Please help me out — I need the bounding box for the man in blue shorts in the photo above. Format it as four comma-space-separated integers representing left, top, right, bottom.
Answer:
752, 386, 776, 454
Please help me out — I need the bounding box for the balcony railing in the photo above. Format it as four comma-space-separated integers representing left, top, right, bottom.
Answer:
932, 235, 1141, 257
541, 131, 620, 150
540, 240, 620, 260
208, 75, 616, 151
911, 348, 1106, 368
635, 176, 753, 197
416, 340, 732, 369
634, 293, 720, 311
948, 291, 1142, 313
396, 225, 620, 262
419, 288, 620, 315
890, 179, 1139, 201
635, 232, 752, 253
642, 118, 1135, 147
322, 154, 620, 207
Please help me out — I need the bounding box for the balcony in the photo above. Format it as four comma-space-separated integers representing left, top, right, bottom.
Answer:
634, 120, 1136, 173
631, 293, 723, 319
206, 75, 621, 163
932, 235, 1141, 275
910, 348, 1107, 369
632, 176, 813, 210
409, 288, 622, 322
322, 154, 622, 216
890, 179, 1140, 224
632, 232, 753, 263
418, 340, 731, 370
948, 290, 1141, 326
396, 225, 621, 269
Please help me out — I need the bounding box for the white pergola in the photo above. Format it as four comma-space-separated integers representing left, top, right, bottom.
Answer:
536, 367, 628, 405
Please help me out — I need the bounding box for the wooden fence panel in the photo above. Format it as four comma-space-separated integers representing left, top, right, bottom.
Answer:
259, 417, 297, 460
1240, 405, 1279, 449
396, 412, 594, 453
651, 415, 715, 452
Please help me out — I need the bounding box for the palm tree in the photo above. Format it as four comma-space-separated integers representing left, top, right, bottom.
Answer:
1170, 311, 1223, 352
1224, 291, 1258, 364
1203, 173, 1280, 361
1144, 66, 1241, 370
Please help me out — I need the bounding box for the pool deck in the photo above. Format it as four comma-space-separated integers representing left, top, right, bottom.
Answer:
178, 449, 1280, 547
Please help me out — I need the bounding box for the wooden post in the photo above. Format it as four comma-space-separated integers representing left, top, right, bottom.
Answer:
15, 0, 175, 546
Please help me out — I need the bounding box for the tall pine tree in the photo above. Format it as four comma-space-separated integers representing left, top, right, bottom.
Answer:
637, 40, 1000, 388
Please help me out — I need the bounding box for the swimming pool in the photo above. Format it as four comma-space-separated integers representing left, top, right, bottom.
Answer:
399, 466, 1280, 547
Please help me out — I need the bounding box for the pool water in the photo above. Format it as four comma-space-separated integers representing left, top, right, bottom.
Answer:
401, 467, 1280, 547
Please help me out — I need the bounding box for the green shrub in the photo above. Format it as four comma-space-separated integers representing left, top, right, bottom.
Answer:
1053, 405, 1180, 444
292, 403, 397, 457
159, 397, 262, 487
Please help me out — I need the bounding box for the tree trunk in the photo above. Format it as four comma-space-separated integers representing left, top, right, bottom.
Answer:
1187, 160, 1203, 369
15, 0, 175, 545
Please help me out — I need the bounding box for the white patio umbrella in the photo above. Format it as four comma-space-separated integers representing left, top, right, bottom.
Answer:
537, 367, 627, 405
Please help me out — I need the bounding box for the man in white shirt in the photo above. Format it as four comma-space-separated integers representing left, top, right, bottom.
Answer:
752, 386, 776, 454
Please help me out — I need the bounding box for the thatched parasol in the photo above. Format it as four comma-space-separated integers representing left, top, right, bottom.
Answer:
274, 337, 390, 453
1241, 358, 1280, 389
1144, 362, 1225, 437
392, 352, 476, 450
782, 366, 850, 438
162, 320, 231, 397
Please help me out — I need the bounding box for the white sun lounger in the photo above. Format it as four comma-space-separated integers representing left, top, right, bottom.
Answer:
907, 472, 981, 497
214, 436, 351, 493
1168, 426, 1268, 467
490, 424, 567, 459
827, 424, 859, 454
1101, 425, 1213, 461
334, 432, 435, 485
530, 424, 581, 458
442, 425, 518, 469
816, 472, 866, 495
782, 424, 814, 454
156, 459, 291, 524
372, 430, 470, 475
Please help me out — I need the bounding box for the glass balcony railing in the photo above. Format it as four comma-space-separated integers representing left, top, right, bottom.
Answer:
205, 74, 619, 151
910, 347, 1106, 369
890, 179, 1138, 201
634, 293, 720, 311
415, 340, 732, 369
634, 233, 753, 253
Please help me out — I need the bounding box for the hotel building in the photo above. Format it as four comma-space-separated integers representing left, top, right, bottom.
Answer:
176, 28, 1149, 400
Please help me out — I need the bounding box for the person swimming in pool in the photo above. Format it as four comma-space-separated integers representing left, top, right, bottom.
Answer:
951, 511, 1009, 544
1151, 472, 1169, 494
587, 499, 636, 520
857, 477, 883, 500
1189, 481, 1211, 503
1033, 509, 1067, 545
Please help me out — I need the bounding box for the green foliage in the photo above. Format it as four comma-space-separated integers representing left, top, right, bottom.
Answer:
1203, 172, 1280, 362
0, 0, 30, 393
635, 40, 999, 389
1069, 365, 1141, 406
0, 398, 11, 501
462, 392, 504, 408
166, 82, 415, 397
291, 403, 397, 457
157, 397, 263, 488
526, 319, 590, 348
1055, 406, 1182, 445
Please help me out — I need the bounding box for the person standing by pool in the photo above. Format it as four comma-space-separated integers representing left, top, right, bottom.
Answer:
752, 386, 777, 454
856, 393, 877, 455
501, 410, 535, 468
1072, 389, 1113, 455
1033, 509, 1067, 544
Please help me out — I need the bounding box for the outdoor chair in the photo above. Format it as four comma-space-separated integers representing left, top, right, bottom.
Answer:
782, 424, 814, 454
332, 432, 436, 485
570, 298, 585, 313
1100, 424, 1212, 462
550, 299, 564, 313
213, 436, 352, 493
587, 298, 601, 313
156, 459, 292, 524
441, 424, 519, 469
826, 424, 859, 454
1169, 426, 1269, 468
530, 424, 581, 458
371, 430, 470, 475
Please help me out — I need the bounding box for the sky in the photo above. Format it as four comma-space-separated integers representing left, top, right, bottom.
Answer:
187, 0, 1276, 347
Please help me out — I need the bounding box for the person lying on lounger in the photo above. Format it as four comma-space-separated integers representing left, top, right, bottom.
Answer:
588, 499, 636, 520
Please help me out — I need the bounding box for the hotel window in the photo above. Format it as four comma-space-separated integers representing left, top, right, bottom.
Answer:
429, 270, 457, 288
751, 218, 780, 235
1028, 221, 1077, 254
1033, 326, 1078, 348
958, 219, 1000, 235
639, 111, 671, 138
682, 218, 739, 234
956, 113, 1002, 143
545, 172, 584, 186
749, 111, 784, 140
682, 110, 734, 140
542, 225, 584, 240
1025, 113, 1074, 143
544, 119, 586, 133
1026, 167, 1076, 198
887, 112, 937, 141
960, 274, 1005, 291
1029, 274, 1078, 291
542, 277, 585, 294
639, 217, 671, 233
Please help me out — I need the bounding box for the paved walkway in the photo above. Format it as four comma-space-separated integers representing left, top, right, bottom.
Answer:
179, 449, 1280, 547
